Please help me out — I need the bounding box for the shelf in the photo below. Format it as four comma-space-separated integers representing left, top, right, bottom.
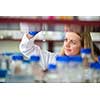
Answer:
35, 40, 64, 42
0, 39, 100, 53
0, 17, 100, 26
0, 39, 64, 42
0, 39, 64, 52
0, 38, 100, 43
0, 38, 21, 41
0, 17, 100, 53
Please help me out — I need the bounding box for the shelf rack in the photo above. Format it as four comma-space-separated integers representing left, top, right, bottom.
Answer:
0, 17, 100, 26
0, 17, 100, 52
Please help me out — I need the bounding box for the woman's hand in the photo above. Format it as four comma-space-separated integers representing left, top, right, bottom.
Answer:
26, 31, 40, 39
26, 33, 34, 39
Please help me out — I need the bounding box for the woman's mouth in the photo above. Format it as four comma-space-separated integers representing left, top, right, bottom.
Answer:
65, 48, 71, 52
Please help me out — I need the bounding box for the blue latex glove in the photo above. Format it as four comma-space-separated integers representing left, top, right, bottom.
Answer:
29, 31, 39, 36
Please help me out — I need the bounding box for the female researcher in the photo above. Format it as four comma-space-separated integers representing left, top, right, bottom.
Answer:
19, 29, 97, 70
19, 28, 98, 70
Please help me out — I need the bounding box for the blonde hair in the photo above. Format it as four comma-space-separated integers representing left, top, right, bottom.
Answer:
60, 25, 98, 62
83, 31, 98, 62
60, 25, 98, 61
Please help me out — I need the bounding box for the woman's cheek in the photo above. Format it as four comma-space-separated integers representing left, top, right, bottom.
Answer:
68, 46, 79, 55
72, 47, 80, 55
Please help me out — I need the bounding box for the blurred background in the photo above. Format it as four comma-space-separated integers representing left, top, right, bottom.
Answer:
0, 16, 100, 54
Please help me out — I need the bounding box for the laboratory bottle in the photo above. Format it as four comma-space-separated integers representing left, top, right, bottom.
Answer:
68, 56, 83, 83
44, 64, 59, 83
56, 55, 70, 82
10, 54, 24, 76
30, 55, 44, 82
90, 62, 100, 83
80, 48, 93, 82
0, 53, 8, 82
2, 52, 13, 70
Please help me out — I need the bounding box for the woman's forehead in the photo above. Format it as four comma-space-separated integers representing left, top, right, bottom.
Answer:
65, 32, 81, 40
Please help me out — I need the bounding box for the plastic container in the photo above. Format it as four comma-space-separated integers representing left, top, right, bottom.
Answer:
0, 69, 7, 82
10, 54, 23, 75
30, 55, 44, 82
80, 48, 94, 82
44, 64, 59, 83
90, 62, 100, 83
56, 55, 70, 82
67, 56, 83, 82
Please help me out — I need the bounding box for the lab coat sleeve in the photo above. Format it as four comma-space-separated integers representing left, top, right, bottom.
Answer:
19, 34, 40, 57
19, 34, 57, 70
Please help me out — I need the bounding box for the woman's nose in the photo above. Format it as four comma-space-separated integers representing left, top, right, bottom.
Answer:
65, 41, 70, 47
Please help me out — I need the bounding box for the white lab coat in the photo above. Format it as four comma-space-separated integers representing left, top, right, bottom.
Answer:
19, 34, 58, 70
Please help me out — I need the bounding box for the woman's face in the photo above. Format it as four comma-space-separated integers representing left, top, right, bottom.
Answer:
63, 32, 81, 56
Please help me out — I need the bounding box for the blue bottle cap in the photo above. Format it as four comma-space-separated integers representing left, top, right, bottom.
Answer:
0, 70, 7, 78
90, 62, 100, 70
2, 52, 14, 56
69, 55, 83, 62
81, 48, 91, 54
56, 55, 70, 62
98, 56, 100, 62
30, 55, 40, 62
48, 64, 56, 71
12, 55, 23, 60
29, 31, 39, 36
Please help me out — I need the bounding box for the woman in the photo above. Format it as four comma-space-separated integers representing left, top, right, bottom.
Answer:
60, 32, 84, 56
19, 28, 86, 70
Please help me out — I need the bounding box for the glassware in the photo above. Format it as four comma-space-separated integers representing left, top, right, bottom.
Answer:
41, 24, 48, 42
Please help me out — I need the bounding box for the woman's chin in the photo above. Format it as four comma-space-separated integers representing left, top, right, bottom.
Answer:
64, 52, 72, 56
65, 52, 78, 56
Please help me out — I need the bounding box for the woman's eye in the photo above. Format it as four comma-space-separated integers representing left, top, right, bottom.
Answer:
64, 39, 78, 45
64, 39, 67, 42
70, 40, 76, 44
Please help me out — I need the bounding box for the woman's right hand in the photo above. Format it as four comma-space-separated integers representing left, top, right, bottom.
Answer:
26, 31, 40, 39
26, 33, 34, 39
